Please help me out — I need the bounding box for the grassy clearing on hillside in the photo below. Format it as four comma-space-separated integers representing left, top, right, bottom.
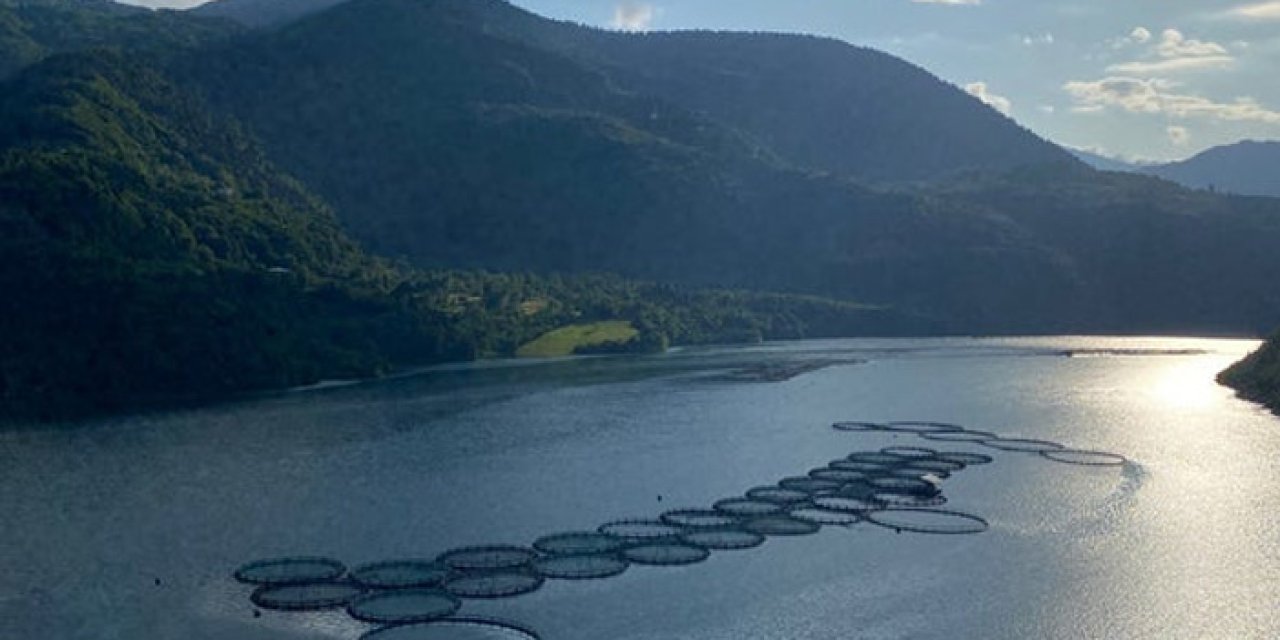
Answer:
516, 321, 639, 358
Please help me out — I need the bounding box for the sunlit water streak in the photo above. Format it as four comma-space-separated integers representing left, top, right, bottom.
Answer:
1, 336, 1276, 639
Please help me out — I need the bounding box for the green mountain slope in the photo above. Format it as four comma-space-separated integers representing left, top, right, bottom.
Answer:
0, 50, 911, 419
0, 0, 239, 79
191, 0, 349, 28
176, 0, 1280, 334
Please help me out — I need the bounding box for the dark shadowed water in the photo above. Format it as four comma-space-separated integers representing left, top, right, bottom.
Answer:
3, 337, 1278, 639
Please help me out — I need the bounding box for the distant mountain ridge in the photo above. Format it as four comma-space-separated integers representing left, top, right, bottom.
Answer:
1071, 141, 1280, 198
1147, 140, 1280, 198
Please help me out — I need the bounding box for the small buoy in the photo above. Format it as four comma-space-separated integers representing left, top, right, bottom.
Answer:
657, 494, 663, 502
252, 609, 261, 618
154, 578, 161, 586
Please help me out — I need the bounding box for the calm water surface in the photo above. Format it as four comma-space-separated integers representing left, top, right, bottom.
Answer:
3, 337, 1278, 639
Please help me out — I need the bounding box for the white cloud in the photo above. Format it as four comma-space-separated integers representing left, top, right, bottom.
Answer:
1167, 126, 1191, 146
1105, 28, 1234, 75
965, 82, 1012, 116
1064, 76, 1280, 124
1039, 105, 1057, 114
1021, 33, 1055, 46
1107, 56, 1234, 74
1155, 29, 1228, 58
611, 2, 658, 31
911, 0, 982, 5
1226, 2, 1280, 20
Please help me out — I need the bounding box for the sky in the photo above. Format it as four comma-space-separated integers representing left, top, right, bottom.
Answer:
128, 0, 1280, 162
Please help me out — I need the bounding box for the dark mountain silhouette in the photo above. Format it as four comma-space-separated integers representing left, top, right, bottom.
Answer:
1068, 148, 1146, 173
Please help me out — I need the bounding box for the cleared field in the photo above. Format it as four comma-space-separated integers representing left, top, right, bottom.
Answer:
515, 321, 639, 358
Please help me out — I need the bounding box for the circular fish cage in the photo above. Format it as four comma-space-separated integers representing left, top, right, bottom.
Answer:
680, 528, 766, 550
979, 437, 1066, 453
350, 561, 449, 590
437, 546, 538, 573
443, 572, 544, 599
778, 476, 844, 495
661, 509, 740, 529
234, 556, 346, 586
918, 429, 998, 443
741, 515, 821, 536
846, 452, 910, 465
809, 468, 870, 483
832, 421, 884, 432
934, 451, 994, 466
532, 532, 624, 556
812, 495, 883, 513
597, 520, 684, 542
1040, 449, 1127, 466
872, 492, 947, 508
346, 589, 461, 624
746, 486, 811, 505
865, 508, 989, 535
621, 543, 711, 566
830, 460, 894, 473
788, 507, 861, 526
881, 446, 937, 459
712, 498, 786, 518
900, 458, 966, 474
250, 582, 365, 611
867, 476, 938, 496
883, 421, 965, 434
360, 617, 542, 640
532, 554, 629, 580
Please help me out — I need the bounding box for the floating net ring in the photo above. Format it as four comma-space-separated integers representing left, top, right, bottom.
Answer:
250, 582, 365, 611
832, 421, 885, 432
886, 467, 951, 481
346, 589, 461, 624
359, 616, 542, 640
532, 532, 624, 556
437, 546, 538, 572
234, 556, 346, 586
812, 495, 883, 513
833, 480, 879, 499
350, 561, 450, 590
900, 458, 966, 474
660, 509, 739, 529
918, 429, 998, 442
598, 520, 684, 542
741, 515, 822, 536
680, 528, 766, 550
872, 492, 948, 508
846, 452, 910, 465
532, 554, 629, 580
881, 446, 937, 459
830, 460, 894, 473
809, 468, 870, 483
746, 486, 811, 505
979, 437, 1066, 453
443, 571, 544, 599
713, 498, 786, 518
778, 476, 843, 495
1040, 449, 1128, 466
868, 476, 937, 496
788, 507, 861, 526
883, 421, 965, 434
865, 508, 989, 535
934, 451, 994, 466
621, 543, 711, 566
